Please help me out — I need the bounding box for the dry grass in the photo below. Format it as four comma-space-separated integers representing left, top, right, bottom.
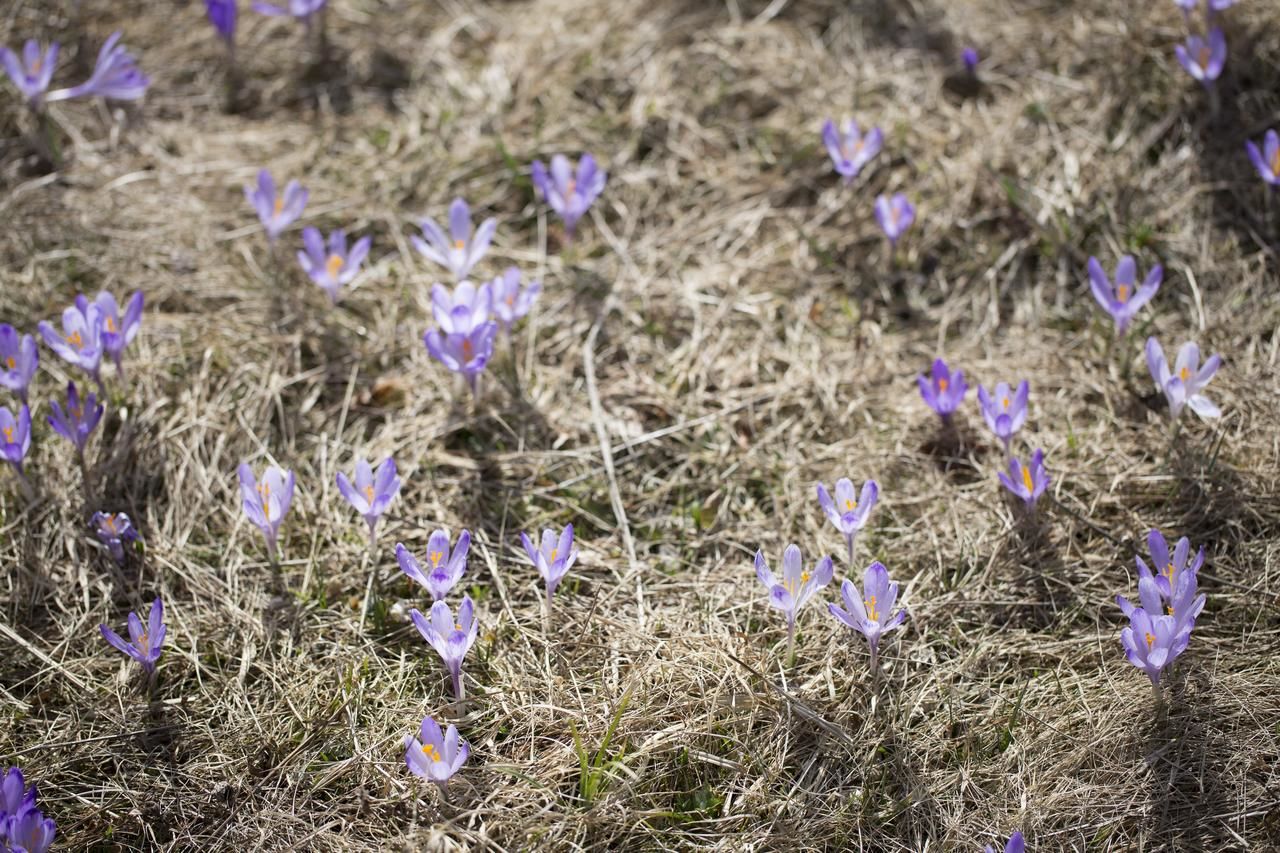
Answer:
3, 0, 1280, 849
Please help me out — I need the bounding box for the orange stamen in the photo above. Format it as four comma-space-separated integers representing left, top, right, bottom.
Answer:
1021, 465, 1033, 492
938, 378, 948, 392
1116, 284, 1129, 302
325, 254, 344, 280
430, 551, 444, 568
4, 357, 14, 370
1144, 632, 1155, 648
422, 743, 440, 761
865, 594, 878, 622
1179, 366, 1190, 382
273, 196, 284, 216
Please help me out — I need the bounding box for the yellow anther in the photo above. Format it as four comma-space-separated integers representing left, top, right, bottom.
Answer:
800, 571, 810, 584
273, 195, 284, 216
454, 622, 462, 631
1001, 396, 1009, 409
844, 499, 855, 511
3, 426, 12, 442
505, 295, 515, 306
257, 481, 270, 499
363, 485, 375, 501
1271, 148, 1280, 176
430, 551, 444, 568
453, 239, 466, 250
66, 330, 83, 349
865, 594, 878, 622
422, 743, 440, 761
938, 378, 948, 392
1144, 632, 1155, 648
105, 514, 117, 532
1021, 466, 1033, 492
550, 548, 557, 562
1198, 46, 1211, 69
461, 339, 473, 359
138, 632, 148, 647
105, 317, 116, 332
1179, 366, 1190, 382
4, 357, 13, 370
1165, 562, 1175, 579
566, 179, 577, 197
1116, 284, 1129, 302
325, 254, 344, 279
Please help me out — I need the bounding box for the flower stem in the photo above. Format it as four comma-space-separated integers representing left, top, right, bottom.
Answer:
785, 619, 796, 669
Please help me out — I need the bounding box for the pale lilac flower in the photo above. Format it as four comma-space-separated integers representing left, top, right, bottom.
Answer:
1088, 256, 1161, 335
531, 153, 606, 238
489, 267, 541, 331
0, 325, 38, 403
48, 382, 103, 456
237, 462, 295, 561
816, 478, 878, 564
1, 766, 36, 827
1175, 29, 1226, 84
821, 118, 883, 183
335, 457, 399, 545
977, 380, 1029, 450
252, 0, 327, 19
245, 169, 308, 243
430, 280, 493, 335
962, 47, 980, 75
297, 227, 371, 303
875, 193, 915, 246
998, 449, 1050, 508
99, 597, 166, 674
412, 198, 497, 281
410, 595, 479, 699
397, 529, 470, 601
5, 805, 55, 853
754, 545, 833, 659
92, 511, 139, 564
61, 32, 150, 101
1245, 129, 1280, 186
985, 831, 1024, 853
521, 523, 578, 600
0, 404, 32, 476
1134, 529, 1205, 605
38, 300, 105, 387
0, 40, 59, 106
205, 0, 238, 44
423, 321, 497, 395
1145, 337, 1222, 421
88, 290, 144, 379
918, 358, 968, 421
828, 561, 907, 671
404, 715, 470, 797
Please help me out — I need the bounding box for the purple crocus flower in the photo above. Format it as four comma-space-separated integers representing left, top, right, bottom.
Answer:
0, 404, 32, 475
409, 595, 479, 700
828, 561, 907, 672
1245, 129, 1280, 186
99, 597, 166, 674
237, 462, 295, 562
985, 831, 1024, 853
412, 198, 497, 281
874, 193, 915, 246
1, 766, 37, 829
5, 805, 56, 853
1118, 576, 1202, 691
1175, 29, 1226, 84
754, 545, 833, 660
998, 449, 1050, 509
977, 380, 1029, 450
917, 358, 968, 421
1088, 256, 1161, 335
430, 280, 493, 335
1134, 529, 1205, 605
0, 325, 38, 403
531, 153, 607, 238
423, 321, 497, 395
89, 290, 144, 379
1145, 337, 1222, 421
405, 715, 470, 797
520, 523, 578, 600
245, 169, 308, 243
815, 478, 878, 565
205, 0, 238, 44
38, 300, 105, 387
397, 529, 470, 602
252, 0, 327, 19
297, 227, 371, 303
91, 511, 140, 564
821, 118, 883, 183
489, 267, 541, 331
962, 47, 980, 75
62, 32, 150, 101
48, 382, 104, 456
335, 457, 400, 546
0, 40, 59, 107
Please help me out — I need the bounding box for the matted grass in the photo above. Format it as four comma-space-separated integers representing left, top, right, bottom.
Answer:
2, 0, 1280, 849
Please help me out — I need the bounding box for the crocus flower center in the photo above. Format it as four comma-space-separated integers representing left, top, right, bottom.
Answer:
4, 357, 14, 370
325, 254, 344, 279
1144, 632, 1155, 648
865, 594, 878, 622
363, 485, 375, 502
454, 622, 462, 631
842, 139, 865, 162
106, 316, 117, 332
138, 631, 149, 648
2, 426, 12, 442
105, 514, 118, 532
453, 239, 465, 251
1001, 396, 1009, 410
1198, 46, 1211, 69
938, 378, 948, 392
273, 195, 284, 216
1166, 562, 1175, 579
70, 405, 82, 420
257, 481, 270, 499
844, 499, 856, 511
1021, 466, 1033, 492
430, 551, 444, 568
31, 58, 42, 74
422, 743, 440, 761
550, 548, 558, 562
505, 294, 515, 307
1271, 147, 1280, 176
66, 330, 83, 349
1116, 284, 1129, 302
565, 179, 577, 198
461, 338, 474, 359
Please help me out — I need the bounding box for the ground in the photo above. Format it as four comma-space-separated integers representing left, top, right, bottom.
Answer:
2, 0, 1280, 850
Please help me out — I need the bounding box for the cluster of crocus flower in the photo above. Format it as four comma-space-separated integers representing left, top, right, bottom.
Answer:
0, 32, 150, 111
422, 270, 540, 395
100, 597, 167, 676
1, 767, 55, 853
399, 527, 475, 699
1171, 0, 1230, 89
37, 290, 144, 389
1117, 530, 1207, 701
